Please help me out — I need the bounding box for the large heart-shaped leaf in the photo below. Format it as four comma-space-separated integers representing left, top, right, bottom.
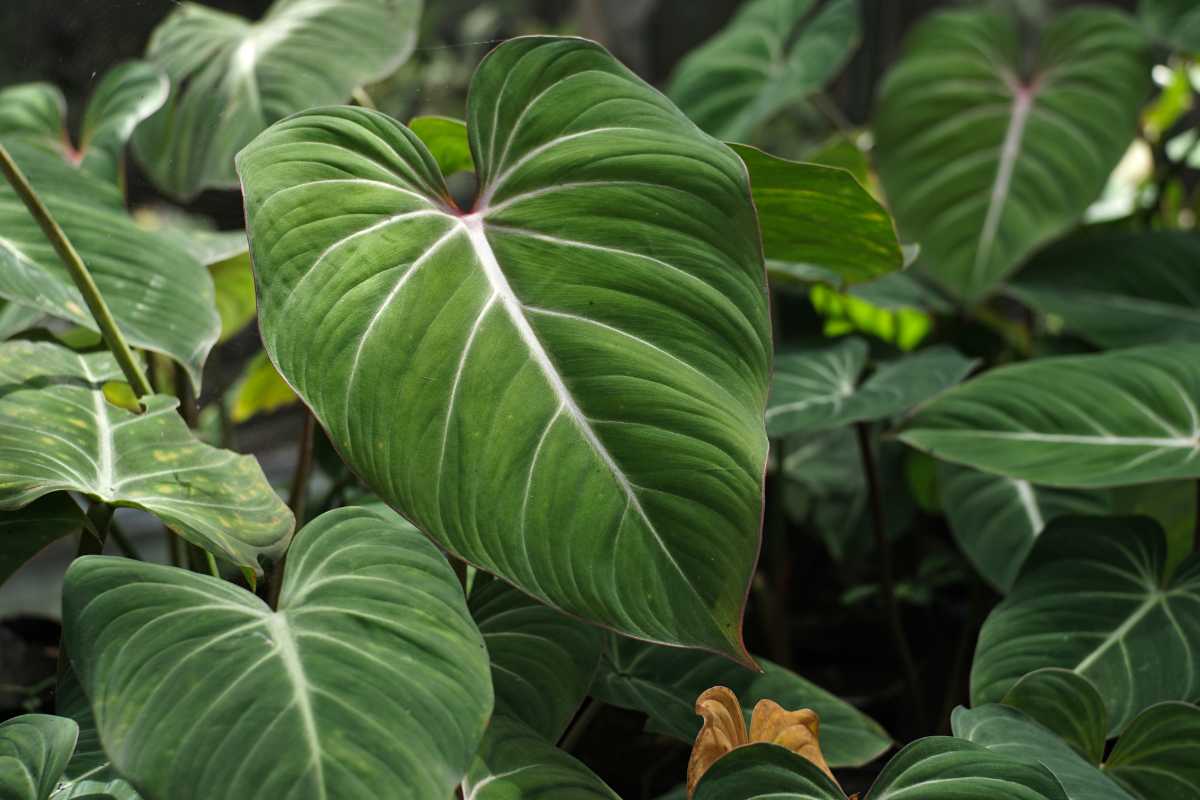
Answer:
1011, 232, 1200, 349
0, 341, 292, 571
731, 144, 902, 287
666, 0, 860, 141
134, 0, 422, 199
1001, 669, 1108, 765
470, 574, 602, 741
901, 344, 1200, 488
938, 464, 1112, 592
767, 338, 975, 437
462, 716, 620, 799
0, 494, 84, 586
953, 704, 1135, 800
238, 36, 772, 660
0, 62, 167, 187
0, 715, 79, 800
972, 516, 1200, 734
63, 507, 493, 800
591, 635, 891, 768
874, 8, 1149, 302
694, 738, 1068, 799
1105, 701, 1200, 800
0, 142, 219, 388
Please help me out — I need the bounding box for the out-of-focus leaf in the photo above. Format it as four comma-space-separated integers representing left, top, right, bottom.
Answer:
733, 144, 902, 287
409, 115, 473, 176
209, 252, 256, 342
875, 7, 1149, 301
229, 351, 298, 423
0, 493, 84, 586
938, 463, 1112, 592
1140, 0, 1200, 52
134, 0, 424, 198
810, 273, 947, 351
667, 0, 860, 141
1012, 232, 1200, 349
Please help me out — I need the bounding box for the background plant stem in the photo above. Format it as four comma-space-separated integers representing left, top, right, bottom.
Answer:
268, 411, 315, 608
855, 421, 925, 735
0, 144, 153, 398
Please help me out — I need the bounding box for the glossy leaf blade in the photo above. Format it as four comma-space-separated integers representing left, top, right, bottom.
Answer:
0, 714, 78, 800
901, 345, 1200, 488
953, 705, 1134, 800
875, 8, 1149, 301
470, 575, 602, 741
462, 716, 620, 799
0, 140, 219, 387
1104, 701, 1200, 800
732, 144, 902, 286
667, 0, 860, 141
63, 507, 493, 800
938, 463, 1112, 591
1012, 232, 1200, 349
971, 517, 1200, 734
134, 0, 422, 198
592, 635, 891, 768
0, 341, 292, 570
239, 37, 771, 659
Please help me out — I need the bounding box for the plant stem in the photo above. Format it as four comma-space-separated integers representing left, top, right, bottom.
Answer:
107, 520, 141, 560
351, 87, 377, 110
205, 550, 220, 579
854, 421, 925, 734
268, 411, 316, 608
59, 502, 114, 680
559, 698, 603, 753
0, 144, 152, 398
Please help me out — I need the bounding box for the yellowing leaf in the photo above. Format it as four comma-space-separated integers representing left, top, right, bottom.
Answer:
230, 352, 298, 423
686, 686, 841, 798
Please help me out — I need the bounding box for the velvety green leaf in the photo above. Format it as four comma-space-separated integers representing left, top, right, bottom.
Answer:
1012, 232, 1200, 349
0, 341, 293, 571
972, 516, 1200, 734
1140, 0, 1200, 51
591, 635, 891, 768
692, 743, 845, 800
134, 0, 422, 198
1105, 701, 1200, 800
732, 144, 902, 286
0, 714, 78, 800
238, 37, 771, 660
875, 8, 1149, 301
229, 350, 299, 423
470, 574, 603, 741
696, 737, 1068, 799
0, 493, 84, 586
767, 339, 975, 437
63, 507, 493, 800
409, 115, 474, 176
0, 141, 220, 388
938, 463, 1112, 591
76, 62, 169, 186
667, 0, 860, 141
462, 716, 620, 799
901, 345, 1200, 488
1114, 481, 1198, 577
53, 665, 140, 800
953, 704, 1134, 800
1001, 668, 1108, 765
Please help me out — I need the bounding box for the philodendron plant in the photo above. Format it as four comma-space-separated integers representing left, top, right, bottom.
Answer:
2, 0, 1200, 798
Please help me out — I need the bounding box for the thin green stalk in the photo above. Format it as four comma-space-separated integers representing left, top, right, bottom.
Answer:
107, 520, 141, 560
205, 550, 220, 579
855, 421, 926, 735
0, 144, 152, 398
351, 87, 377, 109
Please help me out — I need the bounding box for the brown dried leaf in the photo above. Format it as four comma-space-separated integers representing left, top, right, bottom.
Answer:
686, 686, 844, 798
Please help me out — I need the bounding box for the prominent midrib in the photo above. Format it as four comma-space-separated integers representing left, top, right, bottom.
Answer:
971, 84, 1035, 288
267, 614, 326, 798
1074, 593, 1164, 674
459, 214, 697, 597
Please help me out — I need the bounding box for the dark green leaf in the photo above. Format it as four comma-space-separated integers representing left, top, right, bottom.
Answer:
1105, 701, 1200, 800
1001, 668, 1108, 764
462, 716, 620, 799
0, 714, 78, 800
0, 493, 84, 586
